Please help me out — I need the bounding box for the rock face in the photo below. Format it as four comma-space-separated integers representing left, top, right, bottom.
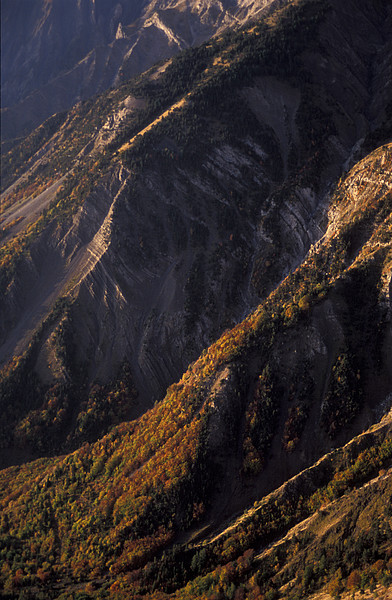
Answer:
1, 0, 282, 145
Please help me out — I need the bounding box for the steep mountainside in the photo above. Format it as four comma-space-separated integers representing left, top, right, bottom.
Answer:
0, 0, 391, 598
1, 0, 283, 147
0, 0, 391, 461
0, 140, 391, 598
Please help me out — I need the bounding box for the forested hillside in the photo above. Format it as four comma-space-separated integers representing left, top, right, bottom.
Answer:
0, 0, 391, 598
1, 141, 391, 599
1, 0, 391, 462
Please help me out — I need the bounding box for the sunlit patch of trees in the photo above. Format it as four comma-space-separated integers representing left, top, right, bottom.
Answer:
242, 365, 279, 475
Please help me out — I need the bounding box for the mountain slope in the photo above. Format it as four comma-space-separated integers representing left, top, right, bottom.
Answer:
1, 0, 283, 147
0, 141, 391, 598
0, 0, 391, 596
1, 0, 391, 460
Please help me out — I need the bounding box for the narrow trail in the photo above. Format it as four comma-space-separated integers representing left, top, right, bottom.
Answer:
117, 97, 188, 154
